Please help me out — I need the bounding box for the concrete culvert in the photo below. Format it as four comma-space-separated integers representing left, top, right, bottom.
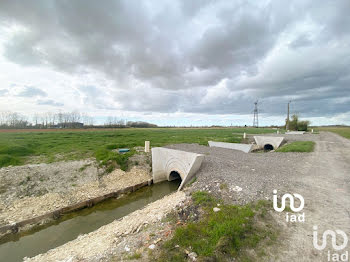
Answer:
254, 136, 284, 150
264, 144, 274, 151
152, 147, 204, 190
169, 171, 181, 181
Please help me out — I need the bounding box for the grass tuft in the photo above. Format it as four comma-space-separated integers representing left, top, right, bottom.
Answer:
0, 154, 21, 167
95, 148, 135, 172
192, 191, 215, 206
127, 252, 142, 260
276, 141, 315, 152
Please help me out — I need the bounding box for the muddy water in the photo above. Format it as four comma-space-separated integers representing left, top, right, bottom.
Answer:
0, 180, 180, 262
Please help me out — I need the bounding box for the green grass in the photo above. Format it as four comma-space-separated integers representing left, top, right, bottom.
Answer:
276, 141, 315, 152
0, 127, 276, 167
127, 252, 142, 260
318, 126, 350, 139
157, 192, 277, 262
95, 147, 135, 171
192, 190, 216, 206
0, 155, 22, 166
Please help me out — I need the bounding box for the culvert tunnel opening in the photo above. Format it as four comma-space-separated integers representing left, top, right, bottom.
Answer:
264, 144, 274, 151
169, 171, 182, 181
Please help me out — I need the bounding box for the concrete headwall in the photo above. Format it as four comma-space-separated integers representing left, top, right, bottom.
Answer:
254, 136, 284, 150
285, 131, 305, 134
152, 147, 204, 190
208, 141, 252, 153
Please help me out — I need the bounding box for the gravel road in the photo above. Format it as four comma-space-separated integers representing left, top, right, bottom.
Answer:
270, 132, 350, 261
166, 133, 320, 205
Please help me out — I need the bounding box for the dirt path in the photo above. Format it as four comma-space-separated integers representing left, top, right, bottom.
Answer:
273, 132, 350, 261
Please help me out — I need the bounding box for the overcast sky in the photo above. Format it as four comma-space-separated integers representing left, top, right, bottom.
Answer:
0, 0, 349, 126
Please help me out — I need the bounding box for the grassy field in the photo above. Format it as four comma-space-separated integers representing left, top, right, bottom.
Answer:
0, 127, 276, 168
317, 126, 350, 139
276, 141, 315, 152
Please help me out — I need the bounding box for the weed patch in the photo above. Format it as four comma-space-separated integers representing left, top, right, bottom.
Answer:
157, 192, 277, 262
127, 252, 142, 260
95, 148, 135, 172
192, 191, 216, 206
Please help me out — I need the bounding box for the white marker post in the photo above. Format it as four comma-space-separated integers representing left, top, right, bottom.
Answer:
243, 132, 246, 139
145, 141, 150, 153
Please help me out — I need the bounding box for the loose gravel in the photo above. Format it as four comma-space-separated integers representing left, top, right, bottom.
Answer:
166, 133, 321, 204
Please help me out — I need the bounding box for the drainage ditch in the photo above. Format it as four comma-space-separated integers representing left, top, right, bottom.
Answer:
0, 180, 181, 262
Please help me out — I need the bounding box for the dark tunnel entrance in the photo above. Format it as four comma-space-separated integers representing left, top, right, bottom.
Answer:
169, 171, 182, 181
264, 144, 274, 151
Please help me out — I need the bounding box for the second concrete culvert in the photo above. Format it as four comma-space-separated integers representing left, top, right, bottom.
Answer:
254, 136, 285, 150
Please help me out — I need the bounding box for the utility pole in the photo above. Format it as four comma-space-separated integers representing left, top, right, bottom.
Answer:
286, 100, 291, 130
253, 100, 259, 128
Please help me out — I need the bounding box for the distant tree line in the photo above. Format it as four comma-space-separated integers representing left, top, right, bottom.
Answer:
0, 111, 157, 129
103, 117, 157, 128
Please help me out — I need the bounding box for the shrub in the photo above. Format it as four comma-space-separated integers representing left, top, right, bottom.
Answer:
298, 120, 310, 131
286, 115, 310, 131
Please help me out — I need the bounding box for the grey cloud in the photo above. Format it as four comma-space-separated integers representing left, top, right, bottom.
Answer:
36, 99, 63, 107
289, 35, 313, 49
16, 86, 47, 97
0, 0, 350, 119
78, 85, 113, 110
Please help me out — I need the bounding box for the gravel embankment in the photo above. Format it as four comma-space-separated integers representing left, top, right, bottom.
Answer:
0, 159, 151, 226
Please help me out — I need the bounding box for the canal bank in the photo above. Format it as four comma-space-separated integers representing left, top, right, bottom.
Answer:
25, 187, 187, 262
0, 180, 181, 262
0, 163, 151, 237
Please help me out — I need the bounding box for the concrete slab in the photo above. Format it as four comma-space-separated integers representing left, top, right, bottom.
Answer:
285, 131, 305, 134
208, 141, 252, 153
254, 136, 284, 150
152, 147, 204, 190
